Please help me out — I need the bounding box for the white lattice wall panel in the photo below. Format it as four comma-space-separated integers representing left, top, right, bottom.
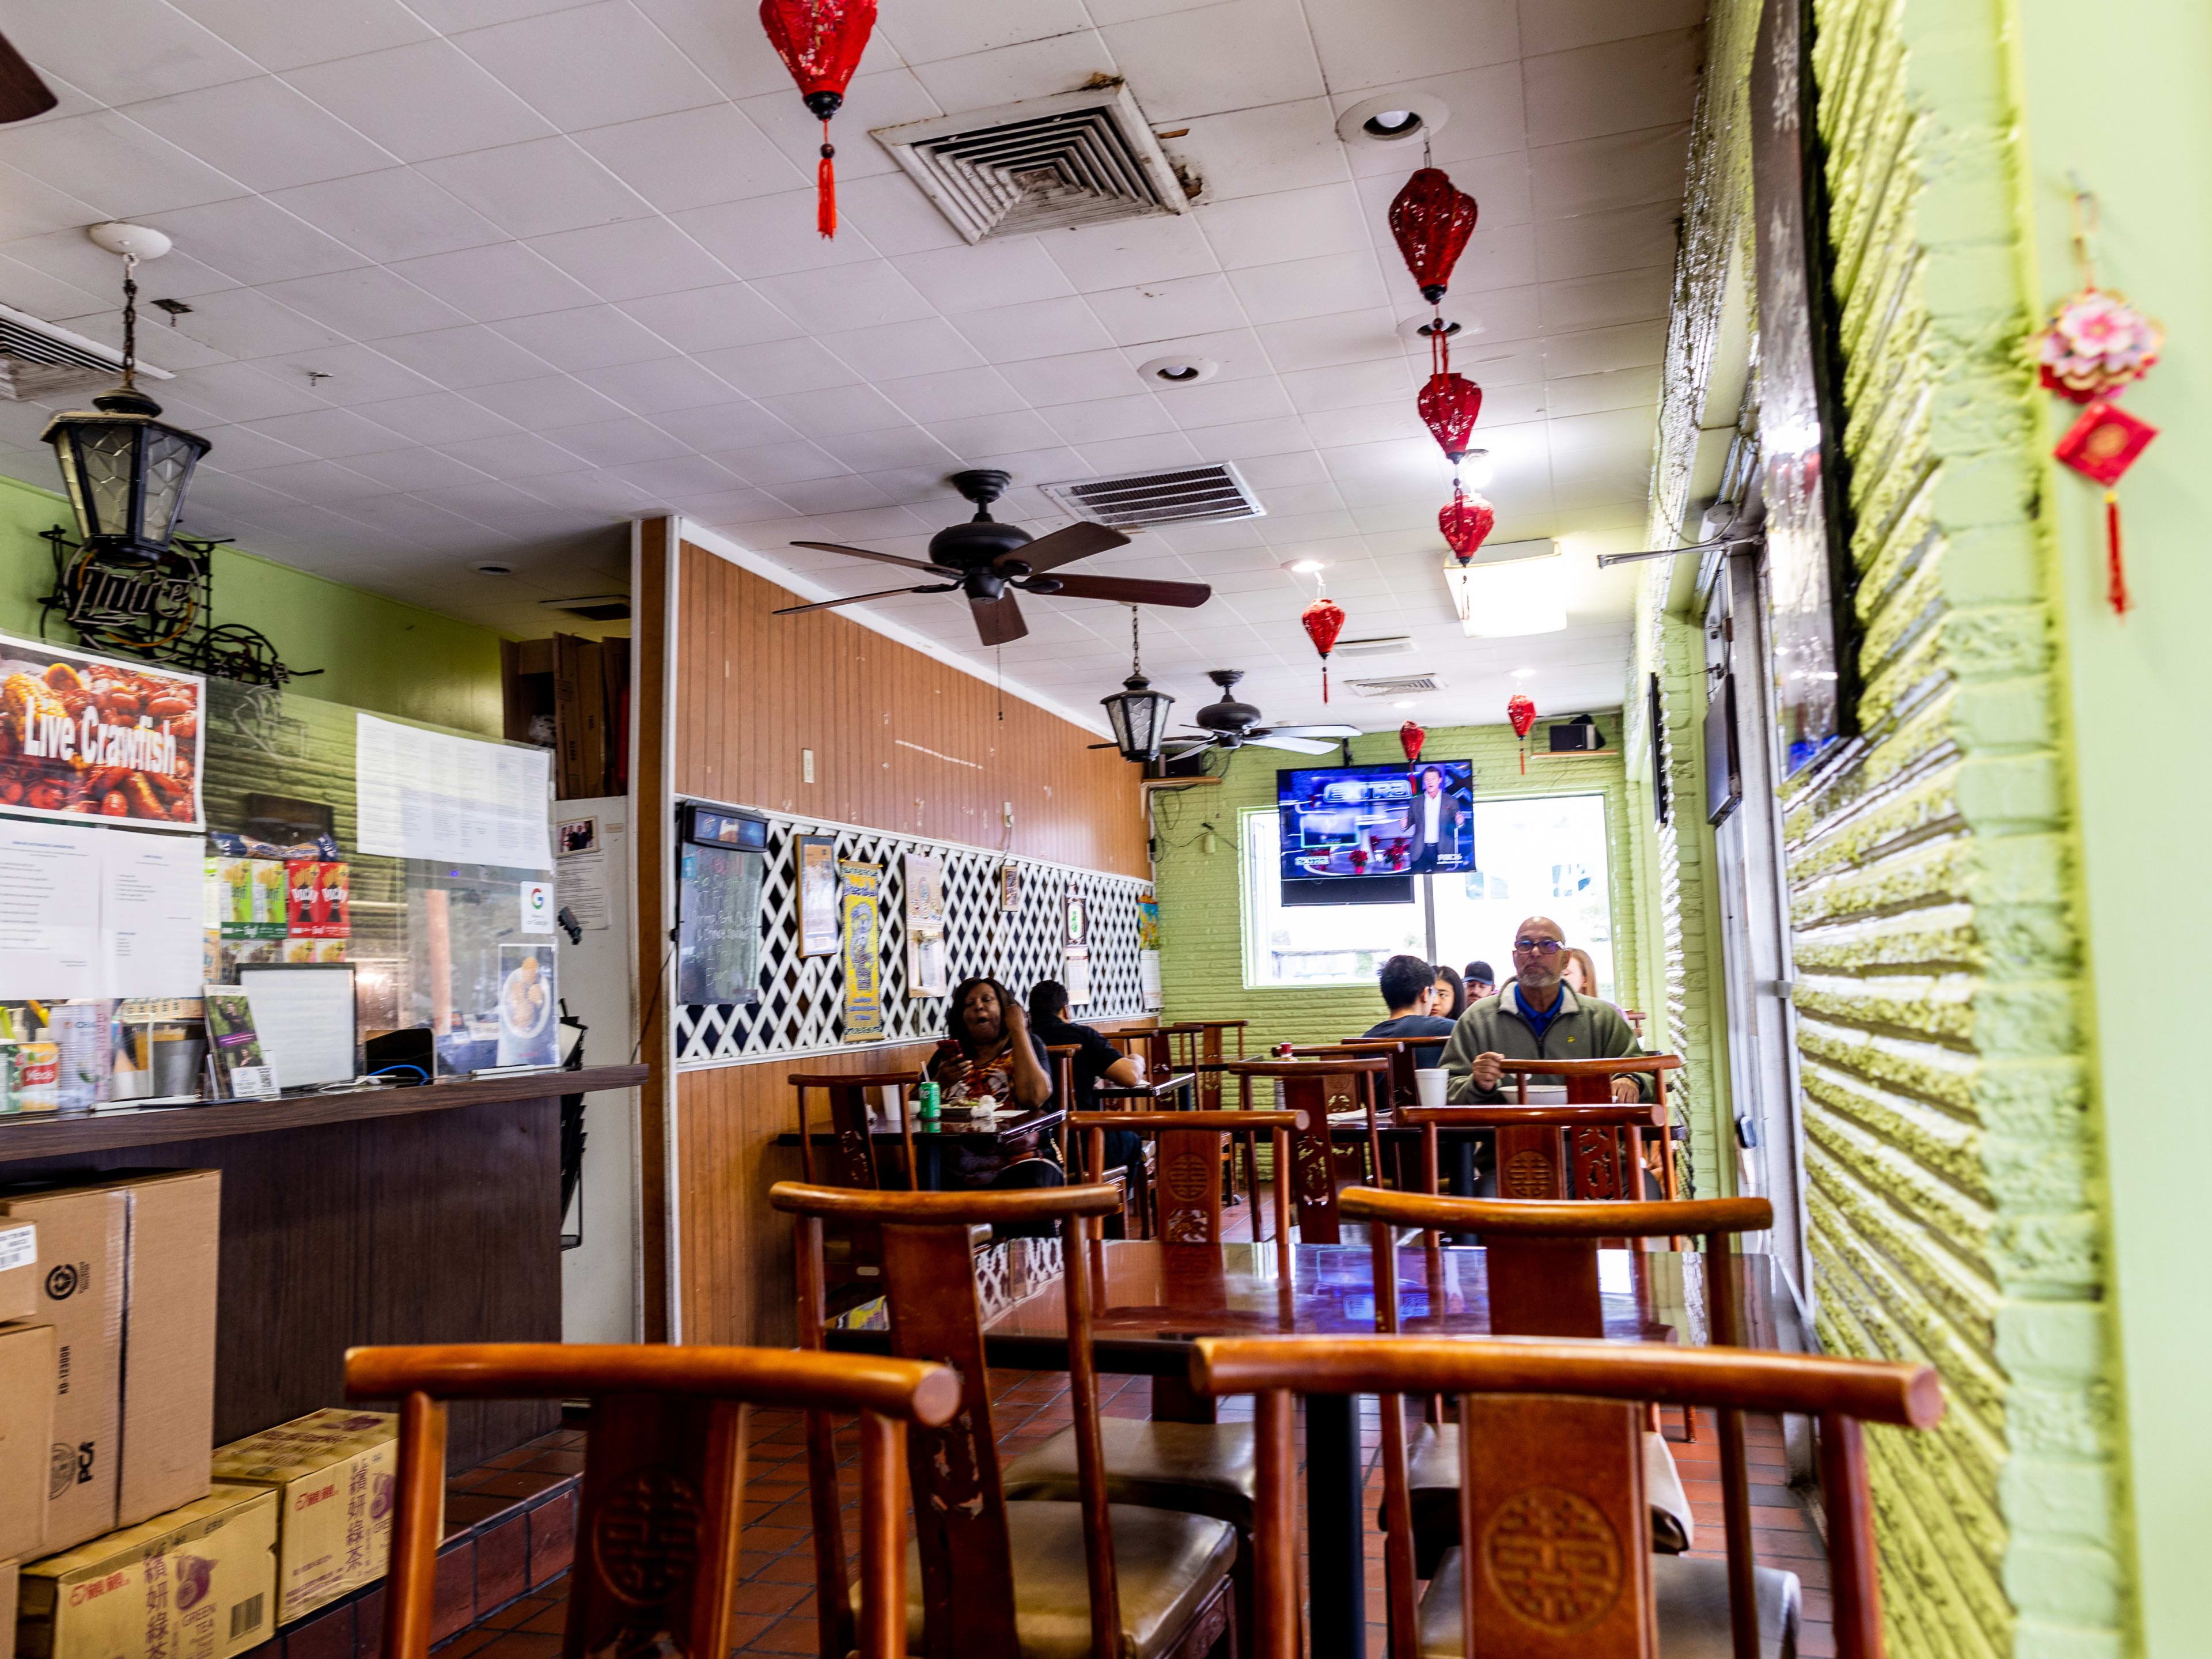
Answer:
675, 811, 1152, 1068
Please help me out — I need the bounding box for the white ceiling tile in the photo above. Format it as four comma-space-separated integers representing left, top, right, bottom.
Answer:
768, 474, 897, 515
172, 360, 338, 421
906, 31, 1118, 110
668, 191, 888, 280
1043, 213, 1217, 293
454, 1, 725, 129
145, 285, 348, 357
590, 452, 743, 495
1255, 306, 1398, 373
1528, 125, 1691, 219
440, 430, 596, 476
626, 0, 847, 100
1339, 65, 1529, 176
535, 417, 692, 466
309, 489, 492, 540
1522, 31, 1700, 148
285, 41, 555, 162
415, 138, 658, 237
527, 219, 734, 300
573, 355, 742, 413
816, 172, 971, 257
126, 77, 399, 192
1228, 448, 1335, 488
949, 296, 1115, 363
1161, 376, 1298, 429
1309, 0, 1518, 90
1184, 415, 1315, 461
167, 0, 437, 71
1063, 431, 1203, 474
194, 424, 315, 471
1227, 250, 1391, 326
877, 366, 1028, 423
755, 384, 910, 439
715, 439, 850, 486
236, 457, 391, 502
819, 317, 986, 381
270, 169, 505, 262
813, 427, 963, 474
997, 348, 1143, 406
1085, 274, 1249, 346
388, 242, 600, 322
2, 225, 235, 310
1174, 99, 1350, 205
1198, 183, 1371, 270
616, 283, 802, 353
0, 254, 110, 321
751, 262, 937, 332
418, 478, 575, 525
0, 111, 249, 221
1519, 0, 1708, 56
739, 66, 942, 184
238, 405, 415, 457
0, 164, 103, 245
873, 0, 1092, 65
490, 303, 677, 370
336, 445, 501, 490
1540, 319, 1666, 377
134, 195, 366, 286
354, 389, 527, 442
650, 400, 799, 449
263, 266, 473, 338
925, 409, 1061, 459
5, 0, 261, 105
693, 336, 862, 397
1038, 393, 1176, 445
374, 323, 562, 387
1534, 201, 1680, 283
1298, 400, 1425, 448
1281, 357, 1417, 412
892, 240, 1078, 315
571, 105, 805, 213
1453, 284, 1546, 342
464, 372, 632, 427
1544, 365, 1660, 418
1101, 0, 1324, 118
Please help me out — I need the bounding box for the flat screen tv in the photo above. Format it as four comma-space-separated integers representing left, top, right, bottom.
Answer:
1276, 761, 1475, 904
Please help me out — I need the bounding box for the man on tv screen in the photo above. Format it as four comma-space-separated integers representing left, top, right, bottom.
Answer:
1402, 764, 1467, 873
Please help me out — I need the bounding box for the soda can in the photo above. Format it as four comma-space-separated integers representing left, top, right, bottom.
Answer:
916, 1081, 940, 1119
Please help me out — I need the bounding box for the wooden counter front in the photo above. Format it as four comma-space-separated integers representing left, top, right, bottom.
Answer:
0, 1065, 646, 1469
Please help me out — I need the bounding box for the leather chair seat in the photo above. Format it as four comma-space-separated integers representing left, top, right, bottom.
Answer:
1418, 1550, 1800, 1659
853, 1500, 1237, 1659
1000, 1419, 1257, 1528
1396, 1425, 1695, 1576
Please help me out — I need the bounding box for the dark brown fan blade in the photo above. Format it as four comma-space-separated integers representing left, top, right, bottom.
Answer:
0, 33, 57, 123
1039, 573, 1211, 608
1000, 521, 1128, 574
972, 590, 1028, 646
790, 540, 959, 577
772, 584, 928, 615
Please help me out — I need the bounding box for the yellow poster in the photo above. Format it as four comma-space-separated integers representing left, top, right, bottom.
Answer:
839, 861, 884, 1042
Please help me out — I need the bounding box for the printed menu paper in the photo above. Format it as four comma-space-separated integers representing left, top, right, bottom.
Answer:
101, 827, 203, 998
0, 820, 99, 997
355, 713, 551, 869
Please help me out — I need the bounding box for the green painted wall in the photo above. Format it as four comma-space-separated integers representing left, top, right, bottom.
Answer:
0, 472, 506, 736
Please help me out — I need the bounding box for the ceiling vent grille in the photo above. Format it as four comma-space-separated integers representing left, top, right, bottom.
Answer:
1334, 635, 1416, 658
1040, 461, 1263, 529
1344, 672, 1445, 697
0, 304, 170, 402
872, 83, 1190, 244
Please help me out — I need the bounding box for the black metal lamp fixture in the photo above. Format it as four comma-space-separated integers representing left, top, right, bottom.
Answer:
1100, 607, 1175, 762
41, 223, 211, 570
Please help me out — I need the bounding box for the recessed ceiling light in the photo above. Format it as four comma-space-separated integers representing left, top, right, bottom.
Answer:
475, 562, 514, 575
1510, 667, 1536, 679
1283, 558, 1329, 574
1337, 92, 1452, 148
1136, 354, 1219, 385
1396, 314, 1472, 346
1462, 449, 1494, 488
1393, 700, 1416, 709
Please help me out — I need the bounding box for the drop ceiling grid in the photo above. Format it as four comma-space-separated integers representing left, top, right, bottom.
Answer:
0, 0, 1702, 725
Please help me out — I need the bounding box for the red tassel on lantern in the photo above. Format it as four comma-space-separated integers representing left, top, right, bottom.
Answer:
759, 0, 878, 238
1301, 595, 1346, 702
1508, 692, 1536, 775
1419, 371, 1482, 462
1440, 490, 1494, 564
1389, 168, 1479, 304
1399, 721, 1426, 764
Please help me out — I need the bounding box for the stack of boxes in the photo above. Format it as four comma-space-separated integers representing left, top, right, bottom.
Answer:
0, 1174, 411, 1659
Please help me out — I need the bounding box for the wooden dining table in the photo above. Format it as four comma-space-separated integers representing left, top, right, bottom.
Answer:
826, 1234, 1778, 1657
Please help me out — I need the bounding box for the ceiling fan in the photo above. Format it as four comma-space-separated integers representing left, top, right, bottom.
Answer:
1147, 670, 1361, 757
0, 32, 56, 123
772, 468, 1212, 647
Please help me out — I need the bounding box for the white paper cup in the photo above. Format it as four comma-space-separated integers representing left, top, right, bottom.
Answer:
1414, 1067, 1448, 1109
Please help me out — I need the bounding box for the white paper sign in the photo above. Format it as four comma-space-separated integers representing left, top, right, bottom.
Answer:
0, 821, 100, 998
556, 850, 610, 930
520, 879, 554, 933
1139, 949, 1163, 1011
355, 713, 552, 869
101, 827, 204, 998
228, 1064, 278, 1099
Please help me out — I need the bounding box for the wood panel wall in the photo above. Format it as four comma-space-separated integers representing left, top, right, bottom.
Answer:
643, 528, 1155, 1343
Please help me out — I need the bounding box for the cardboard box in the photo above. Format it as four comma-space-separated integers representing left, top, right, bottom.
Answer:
16, 1484, 277, 1659
0, 1187, 126, 1554
1, 1556, 19, 1659
105, 1172, 220, 1528
0, 1219, 35, 1323
0, 1324, 56, 1562
210, 1411, 399, 1623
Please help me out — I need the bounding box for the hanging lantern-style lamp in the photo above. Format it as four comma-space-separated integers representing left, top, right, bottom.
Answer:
1388, 166, 1478, 305
759, 0, 878, 238
1419, 369, 1483, 463
1440, 489, 1494, 564
1099, 607, 1176, 762
1507, 692, 1537, 775
1399, 721, 1426, 764
42, 224, 211, 572
1301, 587, 1347, 703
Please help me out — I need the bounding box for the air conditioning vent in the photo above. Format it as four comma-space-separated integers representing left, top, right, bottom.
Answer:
1334, 635, 1416, 658
541, 594, 631, 622
1344, 673, 1445, 697
1040, 462, 1262, 529
873, 83, 1191, 244
0, 304, 171, 402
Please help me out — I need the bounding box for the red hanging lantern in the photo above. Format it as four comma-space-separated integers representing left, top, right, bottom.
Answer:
1388, 168, 1478, 304
1399, 721, 1426, 764
1419, 371, 1482, 462
1301, 594, 1346, 702
1439, 489, 1494, 564
1507, 692, 1536, 775
759, 0, 878, 238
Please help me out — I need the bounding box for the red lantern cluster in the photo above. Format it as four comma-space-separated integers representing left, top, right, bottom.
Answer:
1388, 157, 1491, 566
1399, 721, 1426, 764
1301, 593, 1346, 702
759, 0, 878, 238
1507, 692, 1537, 775
1440, 488, 1494, 564
1389, 168, 1478, 305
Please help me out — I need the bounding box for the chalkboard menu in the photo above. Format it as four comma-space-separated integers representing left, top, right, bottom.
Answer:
676, 801, 766, 1006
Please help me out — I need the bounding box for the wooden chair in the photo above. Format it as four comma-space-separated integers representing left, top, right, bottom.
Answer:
1221, 1056, 1393, 1242
1157, 1021, 1249, 1109
790, 1069, 929, 1312
347, 1342, 957, 1659
1399, 1100, 1667, 1205
1342, 1187, 1774, 1622
1494, 1054, 1687, 1203
771, 1180, 1239, 1659
1189, 1334, 1942, 1659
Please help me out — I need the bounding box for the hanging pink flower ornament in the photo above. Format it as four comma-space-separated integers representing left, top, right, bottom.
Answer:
2036, 287, 2162, 403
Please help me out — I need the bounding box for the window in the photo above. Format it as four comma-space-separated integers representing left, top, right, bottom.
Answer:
1241, 793, 1618, 995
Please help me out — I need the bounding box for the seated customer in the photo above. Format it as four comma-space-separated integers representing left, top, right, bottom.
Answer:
925, 976, 1056, 1187
1363, 953, 1460, 1066
1433, 964, 1469, 1021
1027, 979, 1142, 1177
1440, 916, 1651, 1103
1464, 960, 1497, 1000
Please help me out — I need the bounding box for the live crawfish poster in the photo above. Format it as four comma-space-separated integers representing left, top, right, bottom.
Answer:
839, 860, 885, 1042
0, 634, 204, 830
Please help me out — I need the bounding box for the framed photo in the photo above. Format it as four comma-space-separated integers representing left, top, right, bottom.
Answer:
904, 851, 947, 998
839, 862, 884, 1042
1064, 892, 1088, 952
999, 862, 1021, 912
797, 835, 839, 956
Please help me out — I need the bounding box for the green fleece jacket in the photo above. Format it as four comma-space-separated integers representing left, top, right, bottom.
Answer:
1439, 983, 1654, 1102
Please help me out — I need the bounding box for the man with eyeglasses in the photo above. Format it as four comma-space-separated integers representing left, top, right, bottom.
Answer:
1438, 915, 1650, 1104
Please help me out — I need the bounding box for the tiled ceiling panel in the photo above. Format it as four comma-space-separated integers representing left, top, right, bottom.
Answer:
0, 0, 1704, 724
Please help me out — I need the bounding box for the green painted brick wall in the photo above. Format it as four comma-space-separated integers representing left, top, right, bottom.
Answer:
0, 472, 508, 736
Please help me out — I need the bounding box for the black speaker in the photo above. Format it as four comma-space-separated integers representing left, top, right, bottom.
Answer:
1548, 713, 1605, 752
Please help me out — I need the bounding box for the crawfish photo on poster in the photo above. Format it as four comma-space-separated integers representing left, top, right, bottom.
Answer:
0, 634, 206, 830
